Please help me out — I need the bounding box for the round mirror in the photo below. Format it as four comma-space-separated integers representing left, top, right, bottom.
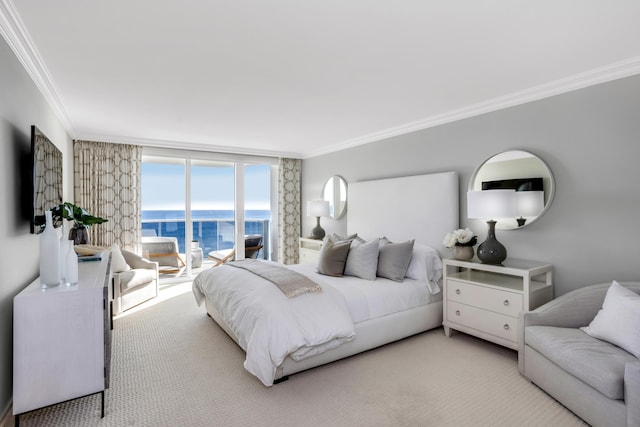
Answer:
322, 175, 348, 219
468, 150, 555, 230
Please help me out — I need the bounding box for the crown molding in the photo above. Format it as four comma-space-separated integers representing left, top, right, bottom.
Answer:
0, 0, 75, 134
303, 56, 640, 158
76, 133, 303, 159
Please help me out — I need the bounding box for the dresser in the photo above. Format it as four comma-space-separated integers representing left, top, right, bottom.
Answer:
299, 237, 323, 264
442, 258, 553, 350
13, 254, 112, 422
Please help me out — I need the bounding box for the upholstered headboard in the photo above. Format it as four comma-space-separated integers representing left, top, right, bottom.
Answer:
347, 171, 459, 254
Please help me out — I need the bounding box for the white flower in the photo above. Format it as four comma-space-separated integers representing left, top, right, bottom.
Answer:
443, 228, 477, 248
442, 232, 458, 248
454, 228, 474, 244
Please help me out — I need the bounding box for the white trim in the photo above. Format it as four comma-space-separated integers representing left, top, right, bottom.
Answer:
78, 134, 303, 159
304, 56, 640, 159
0, 0, 74, 134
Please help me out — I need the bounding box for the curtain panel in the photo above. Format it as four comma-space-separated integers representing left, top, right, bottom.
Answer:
277, 158, 301, 264
73, 141, 142, 252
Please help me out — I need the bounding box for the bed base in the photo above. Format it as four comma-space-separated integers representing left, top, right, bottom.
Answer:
204, 297, 443, 383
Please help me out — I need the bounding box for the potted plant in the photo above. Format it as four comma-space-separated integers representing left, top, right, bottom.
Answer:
443, 228, 477, 261
35, 202, 108, 245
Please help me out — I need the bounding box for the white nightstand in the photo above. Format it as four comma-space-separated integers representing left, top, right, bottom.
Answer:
299, 237, 323, 264
442, 258, 553, 350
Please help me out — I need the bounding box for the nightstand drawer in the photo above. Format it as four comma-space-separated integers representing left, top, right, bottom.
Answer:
446, 279, 522, 317
446, 301, 518, 343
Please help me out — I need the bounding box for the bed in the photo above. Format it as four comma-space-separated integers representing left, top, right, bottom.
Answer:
193, 171, 459, 386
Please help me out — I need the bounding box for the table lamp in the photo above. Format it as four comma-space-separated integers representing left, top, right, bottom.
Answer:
307, 200, 330, 240
467, 190, 516, 265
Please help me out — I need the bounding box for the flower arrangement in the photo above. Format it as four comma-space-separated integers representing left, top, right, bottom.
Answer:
443, 228, 477, 248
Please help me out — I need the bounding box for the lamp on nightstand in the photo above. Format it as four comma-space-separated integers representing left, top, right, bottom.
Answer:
467, 190, 516, 265
307, 200, 330, 240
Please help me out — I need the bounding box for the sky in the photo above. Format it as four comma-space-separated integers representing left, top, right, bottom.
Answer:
141, 162, 271, 211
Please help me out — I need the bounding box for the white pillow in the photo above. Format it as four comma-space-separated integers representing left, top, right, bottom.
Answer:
405, 243, 443, 294
344, 238, 379, 281
110, 244, 130, 273
581, 281, 640, 358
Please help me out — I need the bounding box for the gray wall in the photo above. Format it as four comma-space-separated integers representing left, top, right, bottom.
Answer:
0, 38, 72, 416
302, 74, 640, 297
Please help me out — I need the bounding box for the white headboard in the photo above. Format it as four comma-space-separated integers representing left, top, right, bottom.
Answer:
347, 171, 459, 254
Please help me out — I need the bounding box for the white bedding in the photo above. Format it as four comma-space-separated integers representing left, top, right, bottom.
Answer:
192, 260, 441, 386
287, 263, 441, 324
193, 262, 355, 386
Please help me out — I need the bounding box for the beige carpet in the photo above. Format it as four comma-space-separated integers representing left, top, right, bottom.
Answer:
19, 282, 586, 427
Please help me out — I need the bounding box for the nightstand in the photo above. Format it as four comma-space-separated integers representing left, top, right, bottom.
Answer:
299, 237, 323, 264
442, 258, 553, 350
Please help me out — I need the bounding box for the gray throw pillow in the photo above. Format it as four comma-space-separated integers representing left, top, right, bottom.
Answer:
316, 238, 351, 277
377, 239, 415, 282
344, 238, 380, 281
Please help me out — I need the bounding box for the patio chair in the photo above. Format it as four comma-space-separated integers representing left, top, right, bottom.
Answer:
208, 235, 264, 267
141, 236, 186, 274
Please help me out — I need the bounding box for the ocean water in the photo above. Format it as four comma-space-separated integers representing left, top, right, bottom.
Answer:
142, 210, 271, 255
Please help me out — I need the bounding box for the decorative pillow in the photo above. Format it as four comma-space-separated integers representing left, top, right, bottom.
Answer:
405, 243, 443, 294
344, 238, 380, 281
581, 281, 640, 358
110, 244, 130, 273
376, 239, 415, 282
316, 238, 351, 277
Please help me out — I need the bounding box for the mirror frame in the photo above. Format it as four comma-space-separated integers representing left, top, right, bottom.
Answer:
468, 150, 555, 230
322, 175, 348, 220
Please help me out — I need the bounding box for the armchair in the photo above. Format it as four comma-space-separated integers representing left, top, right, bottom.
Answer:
519, 281, 640, 427
113, 249, 159, 314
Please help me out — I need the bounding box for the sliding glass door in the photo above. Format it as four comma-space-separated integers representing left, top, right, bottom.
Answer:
141, 151, 276, 279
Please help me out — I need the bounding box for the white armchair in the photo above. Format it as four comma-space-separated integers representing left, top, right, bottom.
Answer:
112, 249, 159, 314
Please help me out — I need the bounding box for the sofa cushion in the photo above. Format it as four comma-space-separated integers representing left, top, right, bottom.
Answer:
117, 268, 156, 293
525, 326, 637, 400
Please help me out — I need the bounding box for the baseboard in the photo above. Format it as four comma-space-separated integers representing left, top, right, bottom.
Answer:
0, 401, 14, 427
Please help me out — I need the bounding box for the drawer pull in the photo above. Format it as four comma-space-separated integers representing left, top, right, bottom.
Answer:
503, 300, 509, 306
455, 310, 460, 316
455, 289, 461, 295
503, 324, 510, 331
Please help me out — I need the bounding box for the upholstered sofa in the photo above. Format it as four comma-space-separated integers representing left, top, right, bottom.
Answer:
519, 281, 640, 427
112, 249, 159, 314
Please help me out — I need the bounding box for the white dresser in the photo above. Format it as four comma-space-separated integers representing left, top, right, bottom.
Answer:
299, 237, 323, 264
442, 258, 553, 350
13, 254, 112, 421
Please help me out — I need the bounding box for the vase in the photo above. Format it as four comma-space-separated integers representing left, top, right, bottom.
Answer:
453, 245, 474, 261
69, 224, 90, 245
40, 210, 61, 288
477, 220, 507, 265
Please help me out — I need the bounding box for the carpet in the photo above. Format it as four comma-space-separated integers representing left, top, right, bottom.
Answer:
18, 283, 586, 426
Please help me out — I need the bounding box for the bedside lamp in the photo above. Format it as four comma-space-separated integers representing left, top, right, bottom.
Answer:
467, 190, 516, 265
515, 191, 544, 227
307, 200, 330, 240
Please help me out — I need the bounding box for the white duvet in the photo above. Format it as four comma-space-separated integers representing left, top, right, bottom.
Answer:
192, 262, 356, 386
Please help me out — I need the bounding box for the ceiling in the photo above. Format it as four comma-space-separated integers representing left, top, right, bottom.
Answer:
3, 1, 640, 158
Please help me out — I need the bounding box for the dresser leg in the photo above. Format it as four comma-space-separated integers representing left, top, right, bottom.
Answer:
444, 326, 451, 337
101, 391, 105, 418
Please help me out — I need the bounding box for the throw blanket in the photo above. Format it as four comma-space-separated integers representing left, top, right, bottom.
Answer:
226, 259, 322, 297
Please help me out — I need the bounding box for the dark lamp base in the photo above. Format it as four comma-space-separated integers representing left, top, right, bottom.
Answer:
477, 220, 507, 265
310, 217, 325, 240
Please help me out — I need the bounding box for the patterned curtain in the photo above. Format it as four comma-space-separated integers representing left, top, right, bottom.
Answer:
277, 158, 301, 264
74, 141, 142, 252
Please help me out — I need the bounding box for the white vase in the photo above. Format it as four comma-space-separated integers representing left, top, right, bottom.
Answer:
40, 210, 61, 288
59, 224, 67, 283
65, 241, 78, 285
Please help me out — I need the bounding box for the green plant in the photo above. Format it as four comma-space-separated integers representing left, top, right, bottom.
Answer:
35, 202, 108, 229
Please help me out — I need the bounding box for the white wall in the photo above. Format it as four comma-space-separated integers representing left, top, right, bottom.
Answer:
0, 37, 73, 416
302, 74, 640, 297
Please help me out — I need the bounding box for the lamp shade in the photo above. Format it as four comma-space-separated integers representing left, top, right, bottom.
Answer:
467, 190, 517, 220
307, 200, 330, 217
516, 191, 544, 217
